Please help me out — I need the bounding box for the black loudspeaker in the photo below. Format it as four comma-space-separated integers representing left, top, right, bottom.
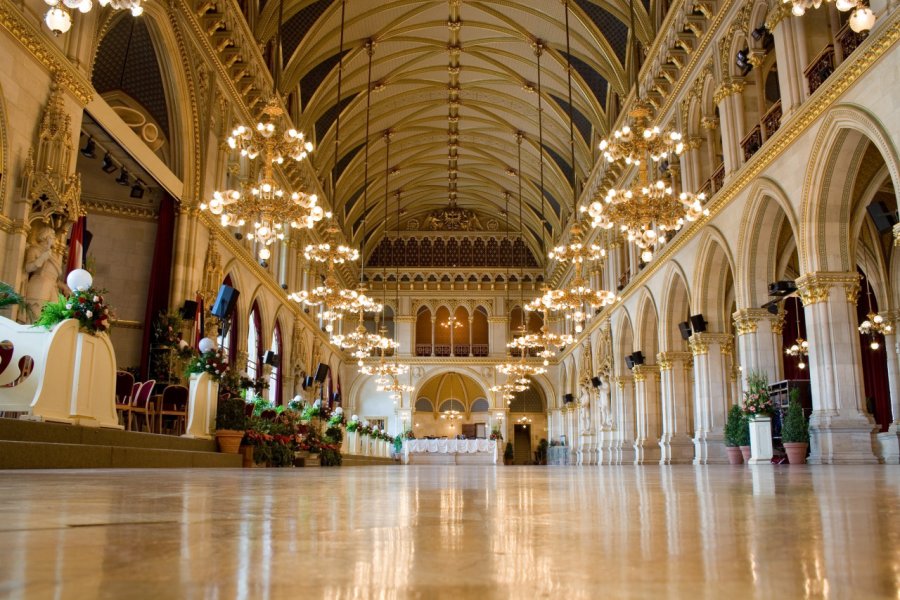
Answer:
314, 363, 329, 383
212, 285, 239, 319
625, 355, 635, 369
180, 300, 198, 321
689, 314, 707, 333
563, 393, 574, 404
303, 376, 313, 389
867, 201, 898, 234
263, 351, 278, 367
631, 351, 645, 366
678, 321, 692, 340
591, 376, 603, 388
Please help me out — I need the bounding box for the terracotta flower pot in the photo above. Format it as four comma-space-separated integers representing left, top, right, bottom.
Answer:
739, 445, 752, 462
726, 446, 744, 465
784, 442, 809, 464
216, 430, 244, 454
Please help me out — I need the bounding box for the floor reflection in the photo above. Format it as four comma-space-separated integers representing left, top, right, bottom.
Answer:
1, 466, 899, 598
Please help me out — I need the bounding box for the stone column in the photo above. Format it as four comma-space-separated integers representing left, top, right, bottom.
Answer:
714, 79, 745, 176
658, 351, 695, 464
395, 315, 415, 357
632, 364, 661, 464
881, 312, 900, 463
766, 4, 807, 116
690, 332, 733, 464
797, 272, 878, 464
488, 316, 508, 357
733, 308, 785, 385
614, 375, 636, 465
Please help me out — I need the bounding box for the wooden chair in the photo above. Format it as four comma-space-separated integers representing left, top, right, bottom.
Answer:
157, 385, 189, 435
128, 379, 156, 432
114, 371, 135, 426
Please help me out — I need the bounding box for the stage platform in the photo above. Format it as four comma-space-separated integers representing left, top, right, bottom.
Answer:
0, 418, 241, 469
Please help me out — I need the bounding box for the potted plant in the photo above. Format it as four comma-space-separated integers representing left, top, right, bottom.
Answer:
738, 413, 752, 462
782, 388, 809, 464
503, 441, 514, 465
536, 438, 549, 465
724, 404, 745, 464
215, 395, 248, 454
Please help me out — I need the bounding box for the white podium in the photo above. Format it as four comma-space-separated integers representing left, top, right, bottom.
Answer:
183, 372, 219, 439
0, 317, 121, 428
748, 416, 774, 464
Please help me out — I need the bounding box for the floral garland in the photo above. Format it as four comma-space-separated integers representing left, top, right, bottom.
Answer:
185, 350, 229, 382
346, 415, 360, 432
35, 288, 113, 335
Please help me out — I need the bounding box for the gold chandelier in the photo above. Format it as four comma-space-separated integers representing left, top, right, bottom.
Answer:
304, 222, 360, 265
586, 100, 707, 263
380, 376, 413, 402
858, 277, 892, 350
202, 100, 324, 260
783, 0, 875, 31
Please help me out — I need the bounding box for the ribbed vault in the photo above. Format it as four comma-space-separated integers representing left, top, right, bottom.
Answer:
254, 0, 653, 264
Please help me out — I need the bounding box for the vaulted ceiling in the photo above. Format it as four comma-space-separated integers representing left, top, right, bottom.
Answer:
253, 0, 655, 266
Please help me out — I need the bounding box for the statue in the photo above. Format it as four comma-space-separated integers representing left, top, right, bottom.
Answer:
23, 223, 64, 319
579, 387, 592, 432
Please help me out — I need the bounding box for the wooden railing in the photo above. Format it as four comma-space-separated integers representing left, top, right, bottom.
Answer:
740, 124, 762, 162
762, 100, 782, 140
712, 163, 725, 193
472, 344, 489, 357
837, 22, 866, 60
434, 344, 451, 357
805, 44, 835, 95
453, 344, 470, 357
415, 344, 432, 357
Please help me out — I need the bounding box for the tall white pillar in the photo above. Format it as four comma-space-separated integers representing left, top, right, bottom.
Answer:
690, 332, 733, 464
614, 375, 636, 465
797, 272, 878, 464
632, 364, 661, 464
658, 351, 695, 464
767, 4, 808, 117
714, 80, 745, 177
734, 308, 785, 385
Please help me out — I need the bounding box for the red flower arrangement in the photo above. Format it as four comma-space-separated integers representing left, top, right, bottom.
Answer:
186, 350, 229, 381
35, 288, 114, 335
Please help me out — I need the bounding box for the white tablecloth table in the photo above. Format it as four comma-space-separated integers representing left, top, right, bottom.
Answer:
403, 439, 497, 464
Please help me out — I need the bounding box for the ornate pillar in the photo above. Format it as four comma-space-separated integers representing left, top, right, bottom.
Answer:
431, 316, 436, 356
595, 380, 617, 465
658, 351, 695, 464
614, 375, 636, 465
632, 364, 661, 464
690, 332, 733, 464
468, 316, 474, 356
733, 308, 785, 384
766, 3, 807, 115
883, 311, 900, 439
395, 315, 415, 357
488, 316, 508, 357
714, 79, 746, 176
797, 272, 878, 464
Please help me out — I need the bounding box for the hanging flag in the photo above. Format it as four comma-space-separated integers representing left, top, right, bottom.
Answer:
65, 216, 86, 274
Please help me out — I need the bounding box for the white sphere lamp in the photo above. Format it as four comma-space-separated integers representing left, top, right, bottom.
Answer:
198, 337, 216, 354
66, 269, 93, 292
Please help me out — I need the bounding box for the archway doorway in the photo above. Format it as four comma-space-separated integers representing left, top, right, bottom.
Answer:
413, 371, 489, 438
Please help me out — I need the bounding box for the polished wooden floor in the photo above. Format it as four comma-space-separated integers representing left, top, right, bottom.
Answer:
1, 465, 899, 598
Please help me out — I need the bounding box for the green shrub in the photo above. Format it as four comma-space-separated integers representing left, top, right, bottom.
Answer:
724, 404, 744, 447
737, 413, 751, 447
216, 396, 247, 431
504, 442, 514, 460
781, 388, 809, 443
324, 425, 343, 444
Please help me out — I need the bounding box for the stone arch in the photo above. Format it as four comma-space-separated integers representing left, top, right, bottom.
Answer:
736, 177, 801, 308
613, 308, 634, 377
659, 262, 691, 352
634, 289, 660, 364
801, 104, 900, 274
692, 228, 737, 332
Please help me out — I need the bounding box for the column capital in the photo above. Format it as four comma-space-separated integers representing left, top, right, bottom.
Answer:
657, 351, 693, 370
893, 222, 900, 247
732, 308, 782, 335
796, 271, 860, 306
764, 3, 792, 31
689, 332, 733, 355
395, 315, 416, 324
713, 79, 745, 104
487, 316, 508, 324
615, 375, 633, 389
632, 364, 660, 382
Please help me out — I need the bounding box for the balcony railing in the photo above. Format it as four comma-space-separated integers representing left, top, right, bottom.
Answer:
434, 344, 451, 357
740, 124, 762, 162
837, 22, 866, 60
415, 344, 432, 357
805, 44, 835, 95
472, 344, 489, 357
762, 100, 782, 140
712, 163, 725, 193
453, 344, 470, 357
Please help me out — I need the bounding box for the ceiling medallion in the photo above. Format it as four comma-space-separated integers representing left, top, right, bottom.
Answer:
201, 100, 324, 260
425, 199, 481, 231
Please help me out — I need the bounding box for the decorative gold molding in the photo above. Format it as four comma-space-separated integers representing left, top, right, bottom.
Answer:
689, 333, 733, 356
0, 3, 93, 105
713, 79, 746, 104
83, 199, 157, 221
111, 319, 144, 330
796, 272, 860, 306
657, 351, 692, 371
732, 308, 775, 336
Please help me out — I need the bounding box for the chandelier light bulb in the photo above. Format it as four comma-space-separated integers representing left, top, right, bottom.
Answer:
835, 0, 854, 10
871, 340, 881, 351
258, 247, 271, 260
792, 3, 806, 16
44, 6, 72, 34
798, 361, 806, 370
849, 6, 876, 32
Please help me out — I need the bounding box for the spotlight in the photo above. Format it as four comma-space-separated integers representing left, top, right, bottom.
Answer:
116, 168, 130, 186
101, 153, 117, 173
735, 48, 751, 75
80, 135, 96, 159
130, 179, 145, 199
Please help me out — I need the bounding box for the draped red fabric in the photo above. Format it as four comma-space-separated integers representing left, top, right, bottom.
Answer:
139, 194, 177, 380
781, 296, 808, 382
